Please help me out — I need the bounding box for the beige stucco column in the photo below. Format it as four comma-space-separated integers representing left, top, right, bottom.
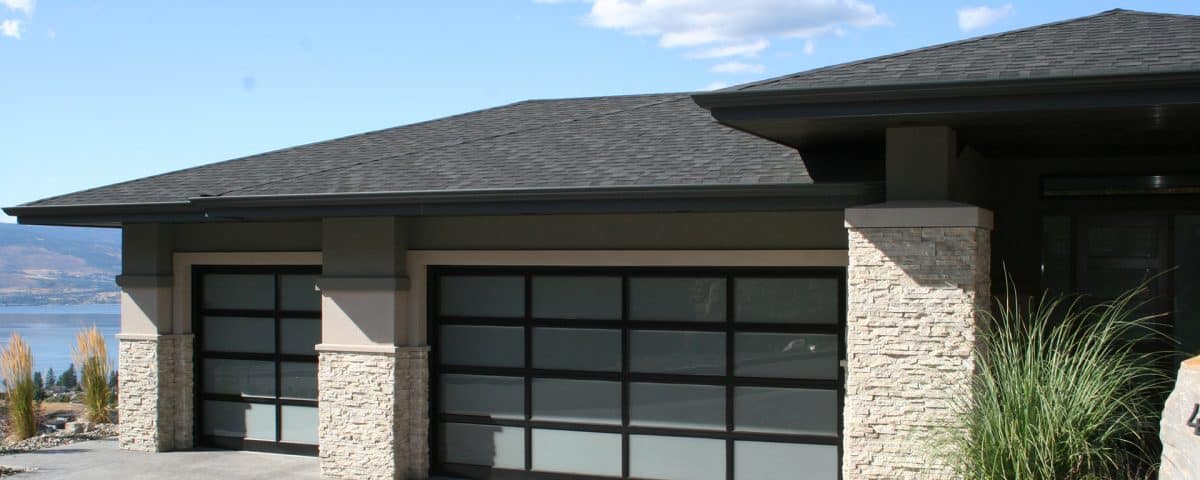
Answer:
116, 224, 193, 452
317, 217, 429, 480
843, 202, 992, 479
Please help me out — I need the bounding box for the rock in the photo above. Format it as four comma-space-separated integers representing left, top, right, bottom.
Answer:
62, 422, 88, 434
1160, 356, 1200, 479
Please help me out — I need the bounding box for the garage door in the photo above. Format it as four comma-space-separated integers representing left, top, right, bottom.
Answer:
194, 266, 322, 455
431, 267, 844, 480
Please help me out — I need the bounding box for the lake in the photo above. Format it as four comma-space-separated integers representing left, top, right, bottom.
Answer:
0, 304, 120, 376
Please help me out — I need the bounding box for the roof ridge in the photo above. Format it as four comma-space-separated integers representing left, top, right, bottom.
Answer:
210, 95, 692, 198
730, 8, 1134, 92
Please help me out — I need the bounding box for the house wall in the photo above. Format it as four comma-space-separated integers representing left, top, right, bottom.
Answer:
984, 153, 1199, 293
128, 210, 845, 479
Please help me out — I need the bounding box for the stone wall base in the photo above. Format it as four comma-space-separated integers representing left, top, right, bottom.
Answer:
117, 334, 193, 452
318, 346, 429, 480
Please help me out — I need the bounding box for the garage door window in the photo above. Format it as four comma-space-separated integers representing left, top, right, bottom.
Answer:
195, 266, 321, 456
431, 267, 844, 480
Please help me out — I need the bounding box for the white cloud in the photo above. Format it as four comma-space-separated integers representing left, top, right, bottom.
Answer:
1, 19, 21, 39
803, 40, 816, 55
711, 61, 765, 74
686, 39, 770, 59
701, 80, 729, 91
578, 0, 887, 68
957, 4, 1014, 32
1, 0, 32, 15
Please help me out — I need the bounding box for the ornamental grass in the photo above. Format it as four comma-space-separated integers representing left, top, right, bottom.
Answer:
938, 280, 1170, 480
72, 326, 113, 424
0, 333, 37, 441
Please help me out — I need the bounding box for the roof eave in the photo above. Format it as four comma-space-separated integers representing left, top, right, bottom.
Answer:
5, 183, 884, 226
692, 71, 1200, 110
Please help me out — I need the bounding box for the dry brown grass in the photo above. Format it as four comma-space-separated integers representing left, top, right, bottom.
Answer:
72, 326, 113, 424
0, 333, 37, 441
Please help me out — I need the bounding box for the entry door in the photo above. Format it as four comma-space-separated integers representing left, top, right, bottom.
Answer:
194, 266, 322, 455
430, 267, 845, 480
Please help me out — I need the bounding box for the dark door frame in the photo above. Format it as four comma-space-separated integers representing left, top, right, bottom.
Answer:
192, 265, 322, 456
428, 265, 847, 480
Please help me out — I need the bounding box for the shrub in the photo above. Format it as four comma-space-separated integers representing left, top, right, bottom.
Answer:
938, 281, 1169, 479
0, 333, 37, 441
72, 327, 113, 423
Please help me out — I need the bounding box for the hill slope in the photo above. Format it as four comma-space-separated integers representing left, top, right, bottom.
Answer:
0, 223, 121, 305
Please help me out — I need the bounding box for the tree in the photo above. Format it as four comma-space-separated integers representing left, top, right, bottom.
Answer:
60, 364, 78, 390
32, 371, 45, 401
45, 367, 56, 387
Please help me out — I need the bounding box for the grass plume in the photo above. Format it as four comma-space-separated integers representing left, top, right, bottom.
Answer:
1, 333, 37, 441
72, 326, 113, 424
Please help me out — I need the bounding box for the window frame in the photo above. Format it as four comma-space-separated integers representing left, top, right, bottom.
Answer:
429, 266, 846, 480
193, 265, 322, 456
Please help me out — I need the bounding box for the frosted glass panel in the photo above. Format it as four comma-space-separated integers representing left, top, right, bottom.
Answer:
532, 276, 621, 320
735, 441, 837, 480
440, 325, 524, 367
630, 383, 724, 430
203, 401, 276, 441
532, 429, 621, 476
629, 277, 726, 322
280, 362, 317, 399
202, 317, 273, 353
735, 333, 838, 379
202, 274, 275, 310
630, 330, 724, 375
442, 375, 524, 420
439, 275, 524, 318
442, 423, 526, 469
630, 435, 725, 480
203, 359, 274, 396
280, 317, 320, 355
532, 328, 620, 371
736, 278, 838, 324
280, 405, 318, 444
533, 379, 620, 424
279, 274, 320, 312
736, 387, 837, 435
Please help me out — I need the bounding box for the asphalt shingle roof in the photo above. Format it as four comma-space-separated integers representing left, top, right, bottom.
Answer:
28, 93, 795, 207
17, 9, 1199, 210
734, 9, 1200, 91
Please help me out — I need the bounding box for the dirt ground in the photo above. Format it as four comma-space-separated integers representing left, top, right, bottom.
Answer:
40, 402, 82, 418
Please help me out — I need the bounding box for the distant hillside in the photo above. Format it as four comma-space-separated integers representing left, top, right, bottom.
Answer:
0, 223, 121, 305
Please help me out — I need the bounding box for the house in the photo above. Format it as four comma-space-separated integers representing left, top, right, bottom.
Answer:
6, 8, 1200, 480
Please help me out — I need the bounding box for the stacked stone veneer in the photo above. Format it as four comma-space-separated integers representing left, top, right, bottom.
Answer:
117, 334, 194, 452
844, 221, 991, 479
319, 347, 430, 480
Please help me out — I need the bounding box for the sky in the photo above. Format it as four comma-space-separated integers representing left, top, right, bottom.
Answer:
3, 0, 1199, 223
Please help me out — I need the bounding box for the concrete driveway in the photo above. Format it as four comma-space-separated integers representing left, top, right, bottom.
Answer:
0, 439, 323, 480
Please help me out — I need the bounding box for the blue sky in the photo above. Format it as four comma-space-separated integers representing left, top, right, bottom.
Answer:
3, 1, 1198, 223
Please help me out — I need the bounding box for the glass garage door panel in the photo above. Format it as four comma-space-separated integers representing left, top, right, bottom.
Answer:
196, 267, 320, 456
432, 268, 844, 479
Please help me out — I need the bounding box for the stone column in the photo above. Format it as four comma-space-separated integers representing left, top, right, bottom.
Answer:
318, 217, 429, 480
115, 224, 192, 452
116, 333, 193, 451
843, 202, 992, 479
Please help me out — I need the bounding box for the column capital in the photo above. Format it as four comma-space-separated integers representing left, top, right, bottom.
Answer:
844, 200, 993, 230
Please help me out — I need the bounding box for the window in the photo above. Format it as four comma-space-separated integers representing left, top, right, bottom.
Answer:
431, 267, 844, 480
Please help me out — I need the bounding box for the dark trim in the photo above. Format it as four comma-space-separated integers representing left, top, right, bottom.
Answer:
193, 265, 322, 457
692, 70, 1200, 110
429, 266, 847, 480
6, 183, 884, 227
